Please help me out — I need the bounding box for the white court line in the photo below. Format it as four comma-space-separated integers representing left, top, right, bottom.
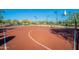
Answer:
28, 32, 52, 50
3, 31, 7, 50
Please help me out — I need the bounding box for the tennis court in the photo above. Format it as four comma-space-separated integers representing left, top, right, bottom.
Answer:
0, 25, 73, 50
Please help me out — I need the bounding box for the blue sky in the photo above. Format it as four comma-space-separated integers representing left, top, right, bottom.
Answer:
3, 9, 79, 22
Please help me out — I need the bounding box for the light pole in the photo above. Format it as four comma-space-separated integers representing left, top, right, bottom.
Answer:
46, 15, 49, 25
34, 16, 38, 24
54, 11, 58, 25
74, 13, 78, 50
64, 10, 67, 28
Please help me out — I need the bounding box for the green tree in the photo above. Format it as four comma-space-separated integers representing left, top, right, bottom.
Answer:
67, 12, 79, 27
0, 10, 4, 24
21, 20, 32, 25
10, 20, 19, 25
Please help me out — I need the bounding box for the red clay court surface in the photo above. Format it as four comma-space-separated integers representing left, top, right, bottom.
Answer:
0, 26, 73, 50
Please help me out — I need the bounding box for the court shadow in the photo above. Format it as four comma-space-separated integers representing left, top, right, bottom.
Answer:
0, 36, 15, 46
50, 28, 74, 40
0, 29, 3, 33
0, 35, 4, 37
50, 28, 79, 50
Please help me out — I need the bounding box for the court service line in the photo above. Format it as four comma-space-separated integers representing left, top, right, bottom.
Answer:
28, 32, 52, 50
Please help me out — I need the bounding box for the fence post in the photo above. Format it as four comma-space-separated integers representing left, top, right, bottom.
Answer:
3, 29, 7, 50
